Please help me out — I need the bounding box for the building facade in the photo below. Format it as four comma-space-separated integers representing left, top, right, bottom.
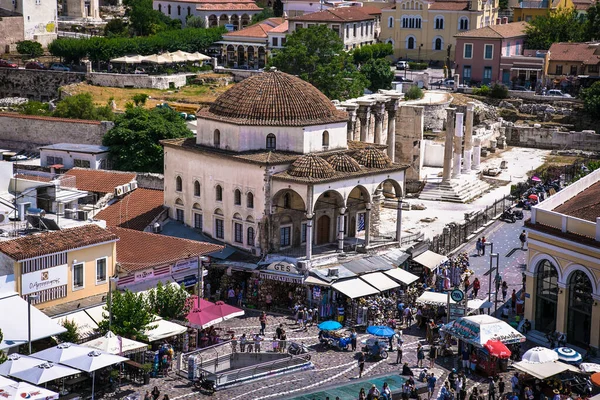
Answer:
524, 169, 600, 350
380, 0, 498, 62
0, 9, 24, 55
40, 143, 110, 170
153, 0, 262, 29
546, 42, 600, 79
512, 0, 573, 22
0, 0, 57, 46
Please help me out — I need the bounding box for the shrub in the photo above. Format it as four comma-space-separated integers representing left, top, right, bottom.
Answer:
16, 40, 43, 58
404, 85, 424, 100
408, 62, 428, 70
490, 83, 509, 99
473, 85, 490, 96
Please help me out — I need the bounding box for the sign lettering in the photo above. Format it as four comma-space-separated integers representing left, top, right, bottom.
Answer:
267, 262, 299, 275
21, 264, 68, 295
134, 269, 154, 282
172, 258, 199, 274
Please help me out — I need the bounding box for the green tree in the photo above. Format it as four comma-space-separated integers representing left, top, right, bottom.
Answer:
271, 25, 367, 100
20, 101, 51, 116
99, 289, 156, 340
124, 0, 175, 36
360, 58, 394, 92
16, 40, 43, 58
352, 43, 393, 64
0, 329, 7, 364
404, 86, 424, 100
252, 7, 275, 23
186, 15, 206, 28
104, 18, 130, 37
147, 281, 191, 320
132, 93, 149, 106
53, 93, 114, 121
581, 81, 600, 118
525, 8, 586, 49
102, 106, 193, 173
586, 0, 600, 40
58, 319, 80, 343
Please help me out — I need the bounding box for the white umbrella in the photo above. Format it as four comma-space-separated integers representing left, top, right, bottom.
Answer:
61, 350, 127, 400
82, 331, 148, 356
142, 54, 172, 64
30, 342, 91, 364
522, 346, 560, 363
110, 55, 145, 64
189, 51, 211, 61
0, 381, 59, 400
166, 50, 189, 63
0, 354, 47, 376
10, 361, 80, 385
580, 363, 600, 373
0, 376, 16, 386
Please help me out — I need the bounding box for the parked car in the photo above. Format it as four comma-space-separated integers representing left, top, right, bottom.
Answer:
546, 89, 572, 98
396, 61, 409, 70
393, 76, 413, 82
50, 63, 71, 71
0, 59, 18, 69
10, 155, 28, 161
431, 79, 454, 88
512, 85, 531, 91
134, 68, 146, 74
25, 61, 46, 70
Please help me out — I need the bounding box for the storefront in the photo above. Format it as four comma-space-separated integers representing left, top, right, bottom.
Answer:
256, 261, 305, 311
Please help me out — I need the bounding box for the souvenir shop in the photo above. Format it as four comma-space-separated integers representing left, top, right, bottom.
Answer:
434, 253, 473, 292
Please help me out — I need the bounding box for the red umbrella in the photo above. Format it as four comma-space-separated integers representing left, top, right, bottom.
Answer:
205, 301, 245, 321
187, 295, 215, 310
186, 307, 223, 329
591, 372, 600, 387
484, 340, 511, 359
528, 194, 538, 201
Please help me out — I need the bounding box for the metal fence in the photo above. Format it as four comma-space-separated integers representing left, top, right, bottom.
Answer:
429, 195, 512, 255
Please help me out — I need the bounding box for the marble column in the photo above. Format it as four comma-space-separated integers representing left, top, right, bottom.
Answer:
452, 112, 464, 179
463, 102, 474, 173
497, 127, 507, 149
343, 104, 358, 142
472, 137, 482, 170
337, 208, 346, 253
373, 101, 386, 145
386, 100, 399, 162
305, 214, 313, 260
395, 199, 402, 242
364, 203, 372, 247
357, 105, 371, 142
442, 108, 456, 183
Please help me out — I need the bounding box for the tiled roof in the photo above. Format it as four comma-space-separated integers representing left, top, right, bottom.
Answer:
269, 20, 289, 33
288, 154, 335, 179
223, 18, 285, 38
197, 2, 262, 9
14, 174, 53, 183
64, 168, 137, 194
353, 146, 392, 168
0, 112, 102, 125
553, 180, 600, 222
455, 21, 528, 38
0, 224, 119, 261
429, 1, 469, 10
198, 71, 348, 127
327, 154, 361, 172
273, 163, 408, 184
573, 0, 593, 10
95, 188, 166, 231
108, 227, 223, 272
289, 7, 375, 22
359, 5, 385, 14
548, 42, 600, 64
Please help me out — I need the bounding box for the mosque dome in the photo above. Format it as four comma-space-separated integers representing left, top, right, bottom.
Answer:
288, 154, 335, 179
327, 154, 361, 173
353, 147, 392, 169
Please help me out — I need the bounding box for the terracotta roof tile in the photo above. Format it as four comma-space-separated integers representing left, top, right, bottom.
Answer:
223, 18, 284, 38
548, 42, 600, 64
96, 188, 166, 231
455, 21, 528, 38
327, 154, 361, 172
553, 180, 600, 222
14, 174, 53, 183
573, 0, 593, 10
288, 154, 335, 179
0, 224, 119, 261
0, 112, 102, 125
64, 168, 137, 194
429, 1, 469, 10
273, 163, 408, 183
108, 227, 223, 272
269, 20, 289, 33
359, 5, 385, 14
289, 7, 375, 22
197, 2, 262, 9
353, 146, 392, 168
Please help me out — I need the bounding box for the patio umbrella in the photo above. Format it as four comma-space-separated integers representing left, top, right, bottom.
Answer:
591, 372, 600, 387
187, 295, 215, 310
81, 331, 148, 356
186, 307, 223, 329
166, 51, 187, 63
0, 381, 59, 400
10, 362, 79, 385
317, 321, 342, 331
581, 363, 600, 373
30, 342, 91, 364
142, 54, 171, 64
531, 176, 542, 182
484, 340, 511, 359
189, 51, 211, 61
528, 194, 539, 201
61, 350, 127, 400
204, 301, 244, 321
554, 347, 582, 363
521, 346, 559, 363
0, 376, 16, 387
0, 354, 48, 376
366, 326, 396, 338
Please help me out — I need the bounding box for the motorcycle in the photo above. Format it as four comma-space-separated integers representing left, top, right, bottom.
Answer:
362, 338, 389, 360
500, 209, 516, 223
513, 209, 524, 220
193, 373, 216, 395
288, 342, 311, 359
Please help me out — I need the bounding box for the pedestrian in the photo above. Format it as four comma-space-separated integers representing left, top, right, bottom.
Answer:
429, 343, 438, 368
461, 347, 470, 372
402, 381, 411, 400
307, 308, 314, 326
382, 382, 392, 400
417, 343, 425, 368
359, 388, 367, 400
519, 230, 527, 250
427, 373, 437, 400
511, 290, 517, 313
498, 378, 505, 399
358, 352, 365, 378
259, 312, 267, 336
151, 386, 160, 400
502, 281, 508, 301
144, 391, 152, 400
227, 287, 236, 306
230, 334, 237, 353
253, 334, 262, 352
472, 278, 480, 298
464, 276, 470, 292
404, 307, 413, 327
489, 377, 497, 400
351, 329, 358, 351
162, 396, 170, 400
459, 374, 467, 400
276, 323, 283, 344
288, 291, 294, 309
469, 387, 479, 400
272, 335, 279, 352
240, 334, 247, 352
297, 307, 305, 327
280, 329, 287, 352
368, 384, 381, 400
265, 293, 273, 311
522, 319, 531, 334
495, 272, 502, 294
481, 237, 487, 255
511, 373, 520, 395
476, 238, 482, 256
396, 338, 404, 364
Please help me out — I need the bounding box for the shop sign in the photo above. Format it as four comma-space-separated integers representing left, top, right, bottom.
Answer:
448, 304, 465, 319
267, 262, 299, 275
313, 286, 321, 298
134, 269, 154, 282
259, 272, 303, 284
177, 275, 198, 287
172, 258, 198, 274
22, 264, 68, 295
524, 293, 530, 298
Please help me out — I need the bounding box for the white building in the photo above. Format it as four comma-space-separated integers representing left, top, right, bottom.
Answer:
39, 143, 110, 170
288, 6, 381, 50
153, 0, 262, 29
161, 71, 406, 263
0, 0, 57, 46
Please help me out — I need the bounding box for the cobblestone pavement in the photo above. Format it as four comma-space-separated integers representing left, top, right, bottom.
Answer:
113, 214, 537, 400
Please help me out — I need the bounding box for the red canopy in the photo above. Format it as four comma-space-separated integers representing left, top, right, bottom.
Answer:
528, 194, 538, 200
187, 295, 215, 311
186, 307, 223, 329
204, 301, 245, 321
484, 340, 512, 359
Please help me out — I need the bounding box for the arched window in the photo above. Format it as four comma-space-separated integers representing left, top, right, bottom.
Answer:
283, 193, 291, 208
216, 185, 223, 201
176, 176, 182, 192
434, 16, 444, 30
433, 37, 443, 51
194, 180, 200, 197
535, 260, 558, 334
167, 4, 171, 14
459, 16, 469, 30
388, 16, 394, 28
247, 227, 255, 246
266, 133, 276, 150
158, 4, 162, 12
322, 131, 329, 148
187, 6, 191, 16
247, 192, 254, 208
177, 5, 181, 15
214, 129, 221, 148
406, 36, 415, 49
234, 189, 241, 205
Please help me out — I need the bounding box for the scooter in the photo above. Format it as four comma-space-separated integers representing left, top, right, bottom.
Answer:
288, 342, 311, 359
193, 373, 216, 395
500, 209, 516, 223
513, 209, 524, 220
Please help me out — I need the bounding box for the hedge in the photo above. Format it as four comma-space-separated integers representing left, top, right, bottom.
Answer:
408, 62, 428, 70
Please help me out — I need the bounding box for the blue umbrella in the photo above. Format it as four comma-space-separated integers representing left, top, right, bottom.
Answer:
318, 320, 342, 331
554, 347, 582, 363
367, 325, 396, 337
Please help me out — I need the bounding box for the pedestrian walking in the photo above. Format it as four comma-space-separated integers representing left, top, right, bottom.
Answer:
488, 377, 497, 400
230, 334, 237, 353
297, 307, 305, 327
472, 278, 480, 298
396, 338, 404, 364
481, 237, 487, 255
417, 343, 425, 368
253, 334, 262, 352
519, 230, 527, 250
464, 276, 470, 292
494, 272, 502, 294
307, 308, 314, 326
259, 312, 267, 336
280, 329, 287, 353
502, 281, 508, 301
358, 352, 365, 378
265, 293, 273, 311
240, 334, 247, 352
351, 329, 358, 351
429, 343, 438, 368
272, 336, 279, 352
476, 238, 482, 256
510, 373, 520, 395
511, 290, 517, 313
498, 378, 505, 398
427, 373, 437, 400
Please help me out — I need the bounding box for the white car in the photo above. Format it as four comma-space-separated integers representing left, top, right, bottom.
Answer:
546, 89, 572, 98
10, 155, 27, 161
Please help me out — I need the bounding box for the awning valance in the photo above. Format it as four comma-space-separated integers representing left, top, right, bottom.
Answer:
332, 278, 379, 299
443, 315, 526, 347
384, 268, 419, 285
304, 275, 331, 287
513, 360, 579, 379
259, 271, 304, 284
412, 250, 447, 270
416, 291, 452, 306
360, 272, 400, 292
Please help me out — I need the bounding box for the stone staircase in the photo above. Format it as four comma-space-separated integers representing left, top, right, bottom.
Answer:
418, 176, 491, 203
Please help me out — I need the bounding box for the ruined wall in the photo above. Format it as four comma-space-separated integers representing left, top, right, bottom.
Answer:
0, 69, 86, 101
0, 14, 24, 55
136, 173, 164, 190
505, 125, 600, 151
396, 105, 424, 181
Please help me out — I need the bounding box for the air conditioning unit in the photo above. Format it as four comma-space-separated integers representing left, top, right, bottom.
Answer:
152, 222, 162, 233
114, 185, 124, 196
64, 209, 77, 219
122, 183, 131, 194
78, 210, 89, 221
130, 181, 138, 190
327, 268, 339, 277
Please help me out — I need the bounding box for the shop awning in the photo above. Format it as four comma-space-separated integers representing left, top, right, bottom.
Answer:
342, 255, 394, 275
412, 250, 447, 271
82, 304, 106, 325
360, 272, 400, 292
52, 310, 100, 340
467, 298, 494, 310
304, 276, 331, 287
332, 278, 379, 299
416, 291, 452, 306
384, 268, 419, 285
381, 249, 411, 266
144, 318, 187, 342
259, 271, 304, 284
513, 360, 579, 379
443, 315, 526, 347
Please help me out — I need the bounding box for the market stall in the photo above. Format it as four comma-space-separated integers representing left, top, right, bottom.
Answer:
513, 360, 580, 379
411, 250, 448, 275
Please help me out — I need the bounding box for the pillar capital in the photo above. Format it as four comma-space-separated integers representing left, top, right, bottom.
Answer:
305, 212, 314, 220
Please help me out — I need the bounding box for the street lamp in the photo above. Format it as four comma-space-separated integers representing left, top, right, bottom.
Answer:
27, 294, 39, 354
198, 256, 210, 299
486, 242, 500, 315
108, 276, 119, 332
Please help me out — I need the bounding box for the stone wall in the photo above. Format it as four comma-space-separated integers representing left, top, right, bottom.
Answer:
395, 105, 424, 180
0, 113, 113, 150
423, 101, 452, 131
87, 72, 189, 90
0, 14, 24, 54
505, 125, 600, 151
0, 69, 86, 101
215, 67, 262, 82
136, 172, 164, 190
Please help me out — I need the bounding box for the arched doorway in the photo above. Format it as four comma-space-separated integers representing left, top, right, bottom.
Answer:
271, 189, 306, 251
237, 45, 245, 66
219, 14, 228, 27
258, 47, 266, 68
247, 46, 255, 68
241, 14, 250, 28
209, 15, 218, 27
567, 270, 593, 347
226, 45, 235, 66
316, 215, 331, 245
231, 14, 239, 30
535, 260, 558, 333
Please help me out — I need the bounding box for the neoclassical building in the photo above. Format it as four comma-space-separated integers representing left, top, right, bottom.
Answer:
153, 0, 262, 29
161, 71, 407, 265
524, 168, 600, 350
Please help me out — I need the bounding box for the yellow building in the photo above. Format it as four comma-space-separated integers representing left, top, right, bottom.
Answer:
0, 224, 118, 310
524, 168, 600, 350
380, 0, 499, 62
512, 0, 573, 22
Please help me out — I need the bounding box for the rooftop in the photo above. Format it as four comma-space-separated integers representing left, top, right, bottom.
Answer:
455, 21, 528, 39
553, 180, 600, 222
223, 18, 285, 39
548, 42, 600, 64
0, 224, 119, 261
95, 188, 166, 231
0, 112, 102, 125
108, 227, 223, 273
64, 168, 137, 194
429, 1, 469, 10
289, 7, 375, 22
196, 2, 262, 9
39, 143, 110, 154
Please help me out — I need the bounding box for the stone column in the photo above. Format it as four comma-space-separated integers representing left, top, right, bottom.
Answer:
452, 112, 464, 179
555, 282, 568, 334
364, 203, 372, 247
591, 294, 600, 349
463, 102, 474, 173
497, 127, 507, 149
205, 16, 210, 28
386, 100, 399, 162
472, 137, 482, 170
357, 105, 371, 142
343, 103, 358, 142
337, 208, 346, 253
305, 214, 313, 260
395, 199, 402, 242
442, 108, 456, 183
373, 101, 386, 145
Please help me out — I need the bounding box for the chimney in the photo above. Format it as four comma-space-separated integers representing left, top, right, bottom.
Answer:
496, 17, 501, 24
502, 17, 508, 24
